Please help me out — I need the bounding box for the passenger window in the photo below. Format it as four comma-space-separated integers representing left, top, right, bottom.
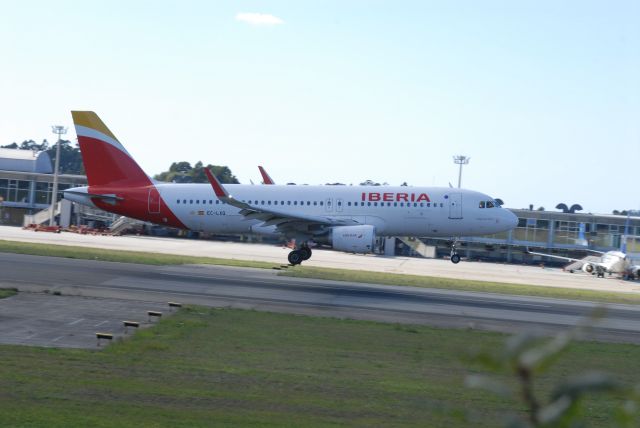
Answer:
314, 201, 317, 206
177, 200, 180, 204
287, 201, 291, 205
183, 199, 186, 204
348, 202, 351, 206
307, 201, 311, 206
190, 200, 193, 204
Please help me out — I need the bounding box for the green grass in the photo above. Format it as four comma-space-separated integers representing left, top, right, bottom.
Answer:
0, 239, 278, 269
2, 238, 640, 305
0, 288, 17, 299
281, 266, 640, 305
0, 307, 637, 427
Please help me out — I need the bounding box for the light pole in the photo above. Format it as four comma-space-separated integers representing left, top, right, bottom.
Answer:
452, 155, 470, 188
49, 125, 67, 226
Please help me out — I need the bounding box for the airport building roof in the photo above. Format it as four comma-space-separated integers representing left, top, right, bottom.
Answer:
0, 148, 52, 174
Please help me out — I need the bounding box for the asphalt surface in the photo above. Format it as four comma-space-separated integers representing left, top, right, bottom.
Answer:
0, 293, 168, 348
2, 252, 640, 344
2, 225, 638, 292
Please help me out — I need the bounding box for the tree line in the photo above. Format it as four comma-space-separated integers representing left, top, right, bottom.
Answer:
1, 140, 239, 184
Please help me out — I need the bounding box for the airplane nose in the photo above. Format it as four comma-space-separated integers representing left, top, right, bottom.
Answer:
506, 209, 518, 229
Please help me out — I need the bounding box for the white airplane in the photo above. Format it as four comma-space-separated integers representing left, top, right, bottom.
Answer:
526, 247, 640, 279
63, 111, 518, 265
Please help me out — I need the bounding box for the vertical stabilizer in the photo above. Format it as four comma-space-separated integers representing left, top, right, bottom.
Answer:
71, 111, 151, 188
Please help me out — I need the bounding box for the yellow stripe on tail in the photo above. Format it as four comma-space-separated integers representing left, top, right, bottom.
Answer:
71, 111, 119, 141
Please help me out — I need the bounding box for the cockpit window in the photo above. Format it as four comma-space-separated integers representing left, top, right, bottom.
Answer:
486, 201, 495, 208
479, 201, 485, 208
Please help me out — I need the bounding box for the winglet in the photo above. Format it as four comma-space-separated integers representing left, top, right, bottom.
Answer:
204, 168, 229, 198
258, 166, 275, 185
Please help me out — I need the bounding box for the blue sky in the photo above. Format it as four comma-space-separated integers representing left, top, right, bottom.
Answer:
0, 1, 638, 214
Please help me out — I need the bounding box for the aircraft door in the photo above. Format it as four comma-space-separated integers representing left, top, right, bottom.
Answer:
336, 198, 343, 212
325, 198, 333, 212
448, 193, 462, 219
148, 188, 161, 214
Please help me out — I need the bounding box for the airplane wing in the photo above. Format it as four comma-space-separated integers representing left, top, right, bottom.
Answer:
204, 169, 358, 236
525, 247, 606, 267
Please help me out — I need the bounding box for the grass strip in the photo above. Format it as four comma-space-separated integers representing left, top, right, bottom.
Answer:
0, 288, 17, 299
280, 266, 640, 305
0, 307, 636, 427
1, 238, 638, 305
0, 239, 278, 269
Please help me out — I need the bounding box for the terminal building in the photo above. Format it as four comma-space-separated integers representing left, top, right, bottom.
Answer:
417, 208, 640, 265
0, 148, 86, 226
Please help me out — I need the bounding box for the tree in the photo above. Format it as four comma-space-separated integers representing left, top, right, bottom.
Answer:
48, 140, 84, 174
360, 179, 381, 186
153, 161, 239, 184
556, 203, 583, 214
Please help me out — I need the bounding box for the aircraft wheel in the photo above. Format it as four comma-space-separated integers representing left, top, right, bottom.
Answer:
451, 254, 461, 264
288, 250, 303, 265
300, 247, 312, 260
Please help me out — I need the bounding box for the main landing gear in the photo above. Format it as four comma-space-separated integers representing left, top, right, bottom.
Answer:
288, 245, 312, 266
450, 240, 461, 264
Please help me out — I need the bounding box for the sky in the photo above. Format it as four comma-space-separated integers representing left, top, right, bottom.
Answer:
0, 1, 638, 214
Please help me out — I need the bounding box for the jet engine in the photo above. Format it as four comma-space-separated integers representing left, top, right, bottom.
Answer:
582, 263, 595, 274
331, 225, 376, 253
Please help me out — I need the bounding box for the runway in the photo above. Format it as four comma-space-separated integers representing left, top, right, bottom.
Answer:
1, 225, 639, 293
2, 252, 640, 343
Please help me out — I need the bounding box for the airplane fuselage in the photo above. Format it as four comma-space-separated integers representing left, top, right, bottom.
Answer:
65, 184, 517, 238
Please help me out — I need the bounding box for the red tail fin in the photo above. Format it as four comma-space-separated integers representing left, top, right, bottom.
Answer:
71, 111, 151, 188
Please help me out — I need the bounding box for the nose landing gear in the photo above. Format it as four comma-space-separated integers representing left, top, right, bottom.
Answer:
450, 240, 461, 264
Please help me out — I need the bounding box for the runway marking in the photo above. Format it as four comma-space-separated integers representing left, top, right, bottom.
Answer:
67, 318, 84, 326
94, 320, 108, 327
51, 336, 65, 342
